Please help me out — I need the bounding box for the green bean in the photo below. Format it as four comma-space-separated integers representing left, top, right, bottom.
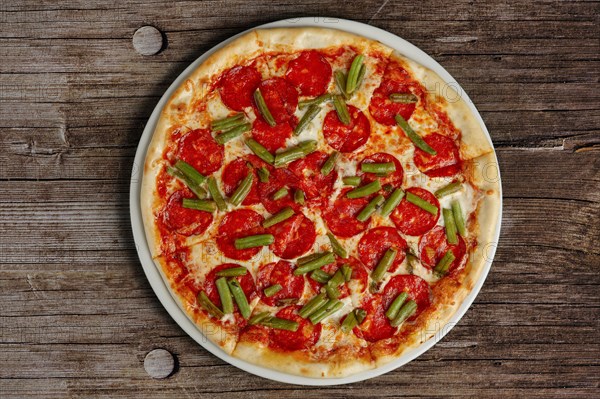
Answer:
294, 252, 336, 275
371, 248, 397, 282
262, 207, 295, 228
452, 200, 466, 236
248, 311, 271, 325
443, 208, 459, 245
342, 176, 361, 186
211, 113, 245, 131
341, 310, 358, 333
320, 151, 339, 176
346, 180, 381, 199
435, 181, 462, 198
327, 269, 345, 288
357, 194, 385, 222
234, 234, 274, 249
297, 252, 324, 265
207, 177, 227, 211
229, 171, 254, 206
293, 104, 320, 136
341, 264, 352, 282
174, 160, 206, 185
309, 299, 343, 324
215, 277, 234, 314
298, 93, 332, 109
272, 187, 288, 200
197, 291, 224, 319
167, 166, 207, 199
391, 300, 417, 327
298, 293, 328, 318
227, 279, 251, 319
361, 162, 396, 175
245, 138, 275, 164
345, 54, 364, 94
355, 63, 367, 91
389, 93, 418, 103
355, 308, 367, 323
334, 70, 349, 99
294, 189, 305, 205
380, 188, 405, 217
325, 284, 340, 299
264, 284, 283, 297
257, 167, 270, 183
181, 199, 216, 213
406, 192, 438, 215
332, 94, 351, 125
259, 316, 299, 331
309, 269, 332, 284
434, 249, 455, 275
327, 232, 347, 259
273, 140, 318, 167
395, 114, 437, 155
254, 89, 276, 127
385, 292, 408, 320
215, 267, 248, 277
214, 122, 251, 144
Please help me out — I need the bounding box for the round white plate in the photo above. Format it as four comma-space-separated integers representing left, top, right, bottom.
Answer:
130, 17, 502, 385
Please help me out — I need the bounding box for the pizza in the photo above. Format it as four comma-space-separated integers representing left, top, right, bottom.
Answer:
140, 27, 501, 378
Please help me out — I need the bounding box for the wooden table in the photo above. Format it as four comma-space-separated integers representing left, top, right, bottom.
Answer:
1, 2, 598, 397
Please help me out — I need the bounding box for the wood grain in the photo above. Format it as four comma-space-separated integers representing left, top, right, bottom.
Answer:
0, 1, 598, 398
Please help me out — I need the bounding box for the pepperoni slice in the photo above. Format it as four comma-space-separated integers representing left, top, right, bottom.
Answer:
358, 152, 404, 190
221, 155, 269, 206
256, 261, 305, 306
356, 274, 431, 342
288, 151, 337, 206
369, 79, 417, 126
308, 256, 369, 298
322, 106, 371, 153
204, 263, 257, 309
413, 133, 461, 177
161, 190, 213, 236
270, 305, 321, 351
382, 274, 431, 320
251, 118, 293, 152
322, 188, 371, 238
391, 187, 440, 236
176, 129, 224, 175
218, 65, 262, 111
216, 209, 265, 260
254, 77, 298, 125
355, 294, 396, 342
357, 227, 408, 273
268, 213, 316, 259
419, 225, 467, 274
258, 168, 303, 214
285, 50, 332, 97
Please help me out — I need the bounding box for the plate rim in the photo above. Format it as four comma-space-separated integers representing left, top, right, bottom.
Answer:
129, 17, 503, 386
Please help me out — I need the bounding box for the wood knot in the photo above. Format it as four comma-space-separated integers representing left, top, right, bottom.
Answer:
144, 349, 176, 379
133, 26, 164, 56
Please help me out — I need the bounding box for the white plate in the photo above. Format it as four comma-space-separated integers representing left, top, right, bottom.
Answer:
130, 17, 502, 385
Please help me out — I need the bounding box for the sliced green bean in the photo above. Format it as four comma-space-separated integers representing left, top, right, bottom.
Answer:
327, 269, 345, 289
380, 188, 405, 217
395, 114, 437, 156
361, 162, 396, 175
294, 189, 305, 205
443, 208, 459, 245
248, 311, 271, 325
371, 248, 397, 282
334, 70, 349, 100
167, 166, 207, 199
309, 299, 343, 324
309, 269, 332, 284
263, 207, 295, 228
174, 160, 206, 185
435, 181, 462, 198
327, 232, 347, 259
215, 277, 234, 314
406, 192, 438, 215
346, 180, 381, 199
343, 176, 361, 186
293, 104, 320, 136
341, 310, 358, 333
214, 122, 251, 144
197, 291, 224, 319
355, 63, 367, 91
357, 194, 384, 222
271, 187, 288, 201
182, 199, 217, 213
211, 113, 244, 131
299, 93, 332, 109
345, 54, 364, 94
294, 252, 336, 275
341, 264, 352, 282
215, 267, 248, 277
391, 300, 418, 327
385, 292, 408, 320
325, 284, 340, 299
234, 234, 274, 249
254, 88, 276, 127
264, 284, 283, 298
259, 316, 299, 331
227, 279, 251, 319
229, 171, 254, 206
207, 177, 227, 211
273, 140, 318, 167
320, 151, 339, 176
355, 308, 367, 324
389, 93, 418, 103
257, 167, 270, 183
434, 249, 456, 275
245, 138, 275, 164
452, 200, 466, 236
298, 293, 328, 318
332, 94, 351, 125
297, 252, 325, 266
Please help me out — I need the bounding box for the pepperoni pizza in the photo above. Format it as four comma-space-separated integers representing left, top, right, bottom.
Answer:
141, 27, 501, 378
